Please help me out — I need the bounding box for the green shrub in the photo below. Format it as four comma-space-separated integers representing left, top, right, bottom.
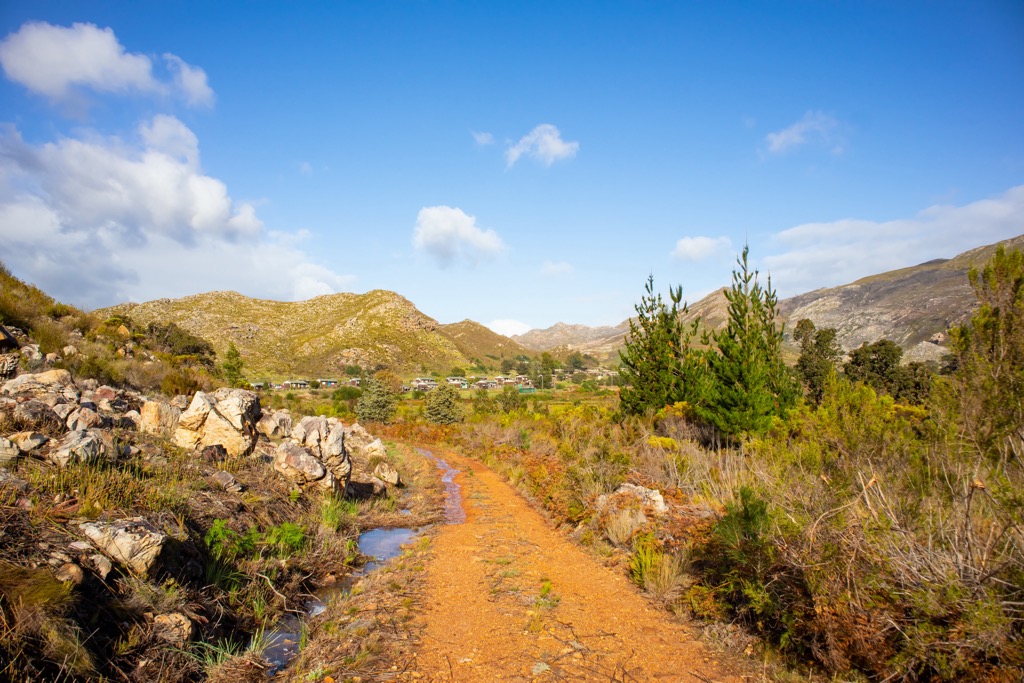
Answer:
266, 522, 305, 556
355, 379, 397, 424
425, 384, 463, 424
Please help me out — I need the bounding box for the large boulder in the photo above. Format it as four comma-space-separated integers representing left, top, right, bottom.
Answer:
291, 415, 330, 452
140, 401, 181, 438
50, 429, 108, 466
597, 483, 670, 516
80, 517, 166, 577
173, 390, 260, 457
322, 423, 352, 484
289, 416, 351, 489
1, 369, 79, 403
256, 410, 292, 439
344, 422, 375, 454
273, 442, 339, 493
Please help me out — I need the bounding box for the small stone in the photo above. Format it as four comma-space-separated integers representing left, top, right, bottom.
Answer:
153, 613, 193, 646
9, 431, 48, 452
89, 553, 113, 580
209, 470, 238, 491
0, 437, 20, 464
55, 562, 84, 584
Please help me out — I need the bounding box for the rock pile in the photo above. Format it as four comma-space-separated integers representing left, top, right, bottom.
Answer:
274, 415, 352, 493
173, 389, 261, 457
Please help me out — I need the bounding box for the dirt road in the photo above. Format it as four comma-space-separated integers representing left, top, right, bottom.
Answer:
399, 449, 744, 682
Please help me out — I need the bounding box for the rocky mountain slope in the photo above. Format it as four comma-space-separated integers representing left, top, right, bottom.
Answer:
514, 322, 629, 352
100, 290, 527, 377
778, 234, 1024, 362
517, 234, 1024, 363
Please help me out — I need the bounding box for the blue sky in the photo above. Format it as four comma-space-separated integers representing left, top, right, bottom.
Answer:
1, 1, 1022, 335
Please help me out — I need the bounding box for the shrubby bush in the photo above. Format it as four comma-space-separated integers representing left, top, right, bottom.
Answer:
425, 384, 464, 425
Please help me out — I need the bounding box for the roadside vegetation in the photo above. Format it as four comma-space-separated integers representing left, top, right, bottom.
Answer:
399, 245, 1023, 681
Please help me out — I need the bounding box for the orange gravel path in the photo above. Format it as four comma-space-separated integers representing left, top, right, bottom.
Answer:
400, 449, 743, 683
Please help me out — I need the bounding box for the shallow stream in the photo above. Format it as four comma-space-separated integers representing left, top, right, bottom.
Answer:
262, 449, 463, 672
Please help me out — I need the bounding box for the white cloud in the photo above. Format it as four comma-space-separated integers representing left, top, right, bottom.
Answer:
765, 111, 841, 155
671, 235, 732, 262
163, 53, 214, 107
471, 130, 494, 146
412, 206, 504, 267
488, 319, 533, 337
0, 118, 352, 308
540, 260, 574, 276
0, 21, 212, 107
764, 184, 1024, 296
506, 124, 579, 167
298, 161, 313, 176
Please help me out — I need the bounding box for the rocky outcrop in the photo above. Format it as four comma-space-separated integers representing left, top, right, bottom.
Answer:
139, 400, 181, 438
273, 441, 338, 492
597, 483, 669, 516
344, 422, 374, 454
80, 517, 167, 577
173, 389, 260, 457
291, 416, 352, 487
1, 369, 79, 403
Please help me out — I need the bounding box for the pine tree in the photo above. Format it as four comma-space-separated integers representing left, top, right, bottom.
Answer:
702, 246, 794, 437
222, 342, 245, 388
618, 276, 701, 415
939, 244, 1024, 460
355, 379, 397, 424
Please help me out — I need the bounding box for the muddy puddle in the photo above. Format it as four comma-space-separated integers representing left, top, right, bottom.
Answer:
263, 449, 462, 672
416, 447, 465, 524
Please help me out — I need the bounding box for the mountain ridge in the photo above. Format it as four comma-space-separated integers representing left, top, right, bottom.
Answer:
513, 234, 1024, 362
96, 234, 1023, 375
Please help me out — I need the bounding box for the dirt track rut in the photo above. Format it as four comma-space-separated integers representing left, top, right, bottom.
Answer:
398, 449, 743, 682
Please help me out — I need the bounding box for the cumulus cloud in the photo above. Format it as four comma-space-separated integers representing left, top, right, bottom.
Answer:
540, 260, 574, 276
506, 124, 579, 167
0, 21, 212, 107
487, 319, 533, 337
412, 206, 505, 267
471, 130, 494, 146
163, 53, 214, 107
765, 111, 842, 155
0, 118, 352, 308
671, 235, 732, 262
764, 185, 1024, 296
